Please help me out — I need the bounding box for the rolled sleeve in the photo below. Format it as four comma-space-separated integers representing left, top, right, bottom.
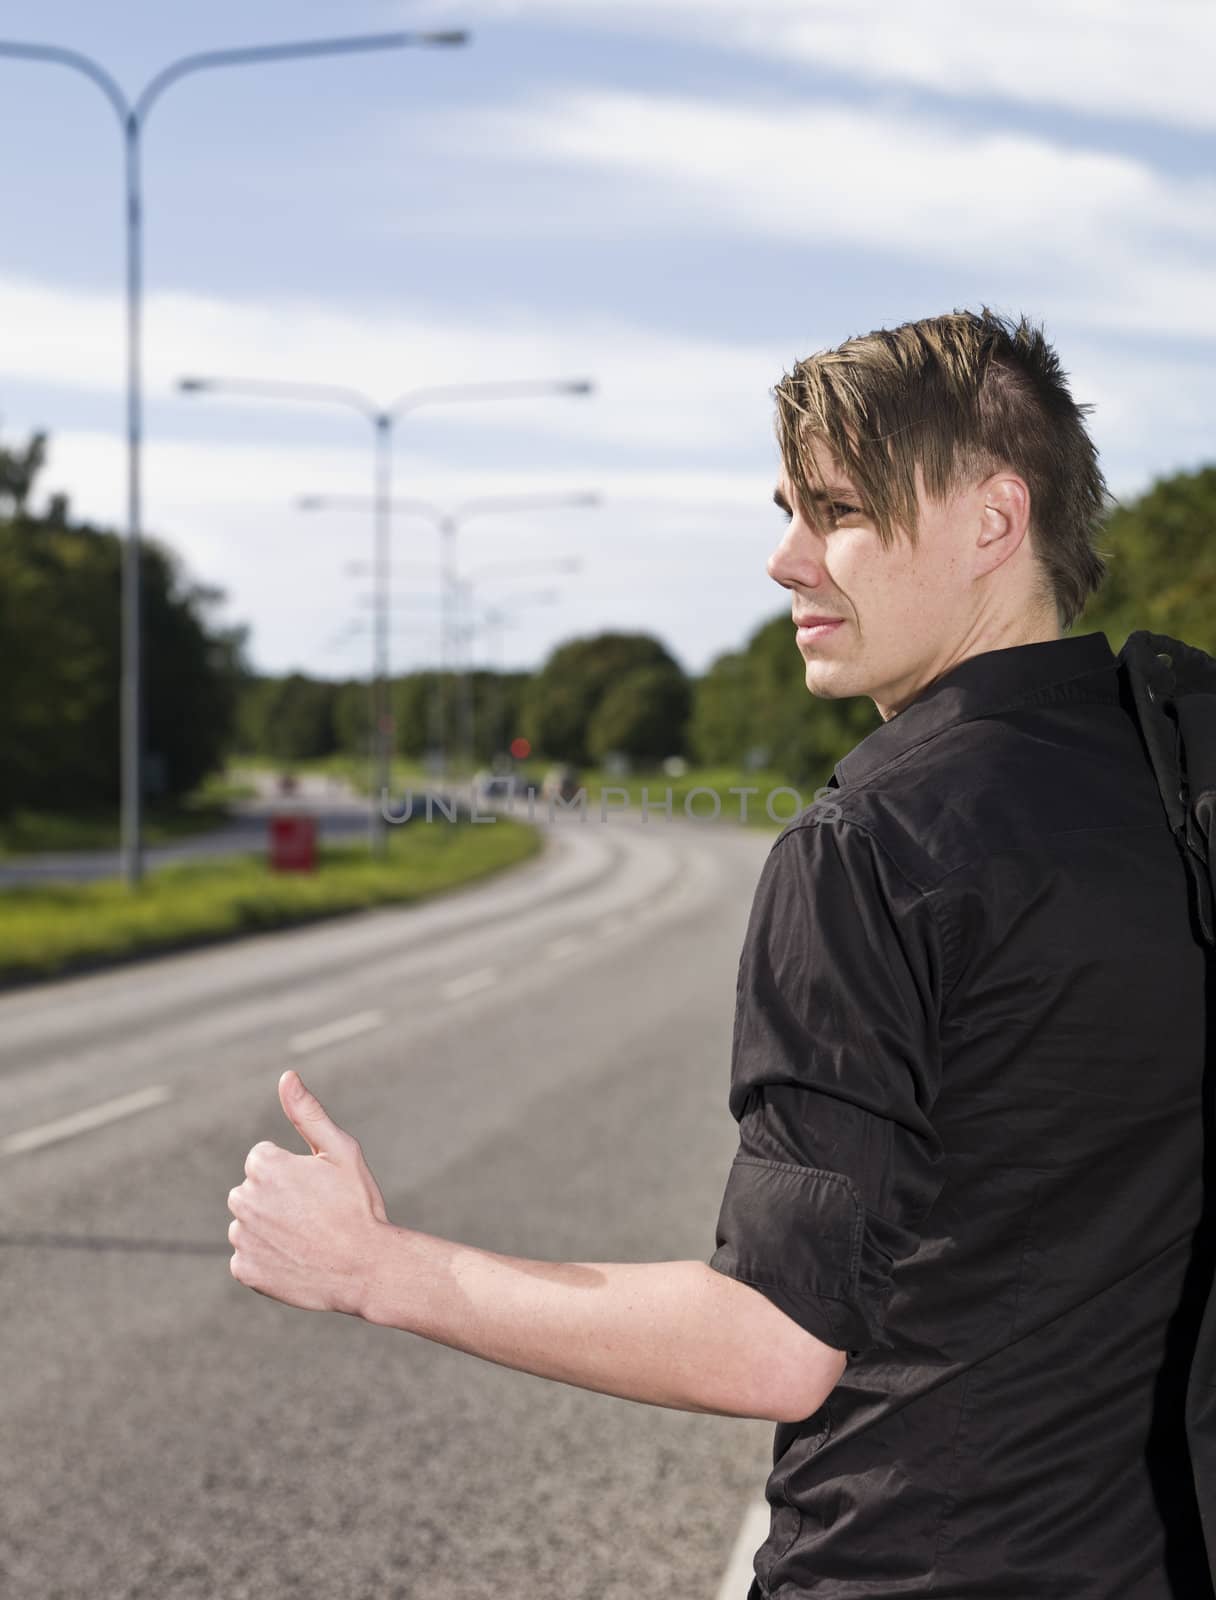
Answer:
708, 815, 947, 1359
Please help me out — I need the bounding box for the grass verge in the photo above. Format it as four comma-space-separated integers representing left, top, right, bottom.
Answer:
0, 818, 540, 987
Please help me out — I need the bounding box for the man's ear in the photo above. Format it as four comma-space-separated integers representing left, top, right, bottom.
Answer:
976, 473, 1031, 572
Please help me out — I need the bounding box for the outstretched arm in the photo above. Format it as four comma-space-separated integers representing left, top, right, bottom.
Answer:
360, 1228, 844, 1423
227, 1071, 846, 1426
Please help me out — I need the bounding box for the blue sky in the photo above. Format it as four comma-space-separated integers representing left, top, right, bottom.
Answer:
2, 0, 1214, 679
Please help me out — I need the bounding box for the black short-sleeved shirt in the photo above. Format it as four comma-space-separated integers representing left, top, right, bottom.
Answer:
708, 631, 1214, 1599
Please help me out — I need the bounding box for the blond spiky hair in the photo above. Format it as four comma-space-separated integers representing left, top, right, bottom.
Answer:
773, 306, 1112, 630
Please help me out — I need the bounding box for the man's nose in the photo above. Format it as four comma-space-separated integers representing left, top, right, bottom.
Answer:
767, 522, 823, 588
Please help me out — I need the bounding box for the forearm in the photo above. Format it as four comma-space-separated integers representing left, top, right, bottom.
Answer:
359, 1224, 804, 1422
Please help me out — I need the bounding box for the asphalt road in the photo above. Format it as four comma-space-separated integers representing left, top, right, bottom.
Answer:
0, 812, 779, 1600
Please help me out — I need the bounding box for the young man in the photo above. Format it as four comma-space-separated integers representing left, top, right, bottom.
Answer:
228, 308, 1213, 1597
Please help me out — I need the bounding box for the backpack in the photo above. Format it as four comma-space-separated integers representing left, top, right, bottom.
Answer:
1115, 629, 1216, 1579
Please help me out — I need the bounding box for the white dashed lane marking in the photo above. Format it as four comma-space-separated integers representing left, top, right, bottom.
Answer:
545, 935, 584, 960
1, 1084, 173, 1158
288, 1009, 385, 1056
441, 968, 499, 1001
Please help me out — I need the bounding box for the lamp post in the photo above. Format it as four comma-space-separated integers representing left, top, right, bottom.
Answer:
0, 28, 468, 886
299, 492, 597, 780
185, 382, 593, 852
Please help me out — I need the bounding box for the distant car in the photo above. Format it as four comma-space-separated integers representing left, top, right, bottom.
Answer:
473, 772, 512, 804
473, 771, 542, 806
542, 764, 581, 804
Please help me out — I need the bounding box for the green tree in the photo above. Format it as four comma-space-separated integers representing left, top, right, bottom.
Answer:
689, 649, 753, 767
0, 460, 246, 815
0, 428, 47, 515
1077, 464, 1216, 653
249, 674, 339, 763
587, 662, 691, 765
391, 673, 435, 760
141, 555, 248, 797
333, 678, 372, 760
523, 632, 683, 764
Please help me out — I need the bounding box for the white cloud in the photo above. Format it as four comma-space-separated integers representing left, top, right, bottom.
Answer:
0, 274, 797, 459
414, 0, 1216, 132
419, 88, 1216, 339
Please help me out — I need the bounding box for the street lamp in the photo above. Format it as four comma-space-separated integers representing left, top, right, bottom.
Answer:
184, 382, 594, 852
0, 28, 469, 887
299, 491, 598, 778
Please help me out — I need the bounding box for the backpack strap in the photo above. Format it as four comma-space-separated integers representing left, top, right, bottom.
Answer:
1117, 630, 1216, 948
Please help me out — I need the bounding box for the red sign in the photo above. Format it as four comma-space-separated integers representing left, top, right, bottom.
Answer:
269, 813, 318, 873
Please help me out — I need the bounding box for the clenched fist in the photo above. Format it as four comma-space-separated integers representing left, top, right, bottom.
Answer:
227, 1069, 390, 1318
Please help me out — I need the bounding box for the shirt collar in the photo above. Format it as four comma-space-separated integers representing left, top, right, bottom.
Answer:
831, 631, 1118, 790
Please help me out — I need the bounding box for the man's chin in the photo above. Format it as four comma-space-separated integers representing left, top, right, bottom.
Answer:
803, 667, 845, 700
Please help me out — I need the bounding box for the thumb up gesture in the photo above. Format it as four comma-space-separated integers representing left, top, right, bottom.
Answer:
227, 1070, 390, 1317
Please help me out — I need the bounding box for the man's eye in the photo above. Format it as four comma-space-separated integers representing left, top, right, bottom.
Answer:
777, 501, 860, 526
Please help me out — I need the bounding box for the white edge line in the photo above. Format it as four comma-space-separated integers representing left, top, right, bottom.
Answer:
1, 1084, 174, 1157
713, 1499, 769, 1600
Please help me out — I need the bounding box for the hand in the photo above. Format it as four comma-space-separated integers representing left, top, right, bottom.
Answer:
227, 1069, 391, 1318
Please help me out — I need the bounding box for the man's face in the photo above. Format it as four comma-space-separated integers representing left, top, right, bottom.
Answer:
767, 438, 993, 722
